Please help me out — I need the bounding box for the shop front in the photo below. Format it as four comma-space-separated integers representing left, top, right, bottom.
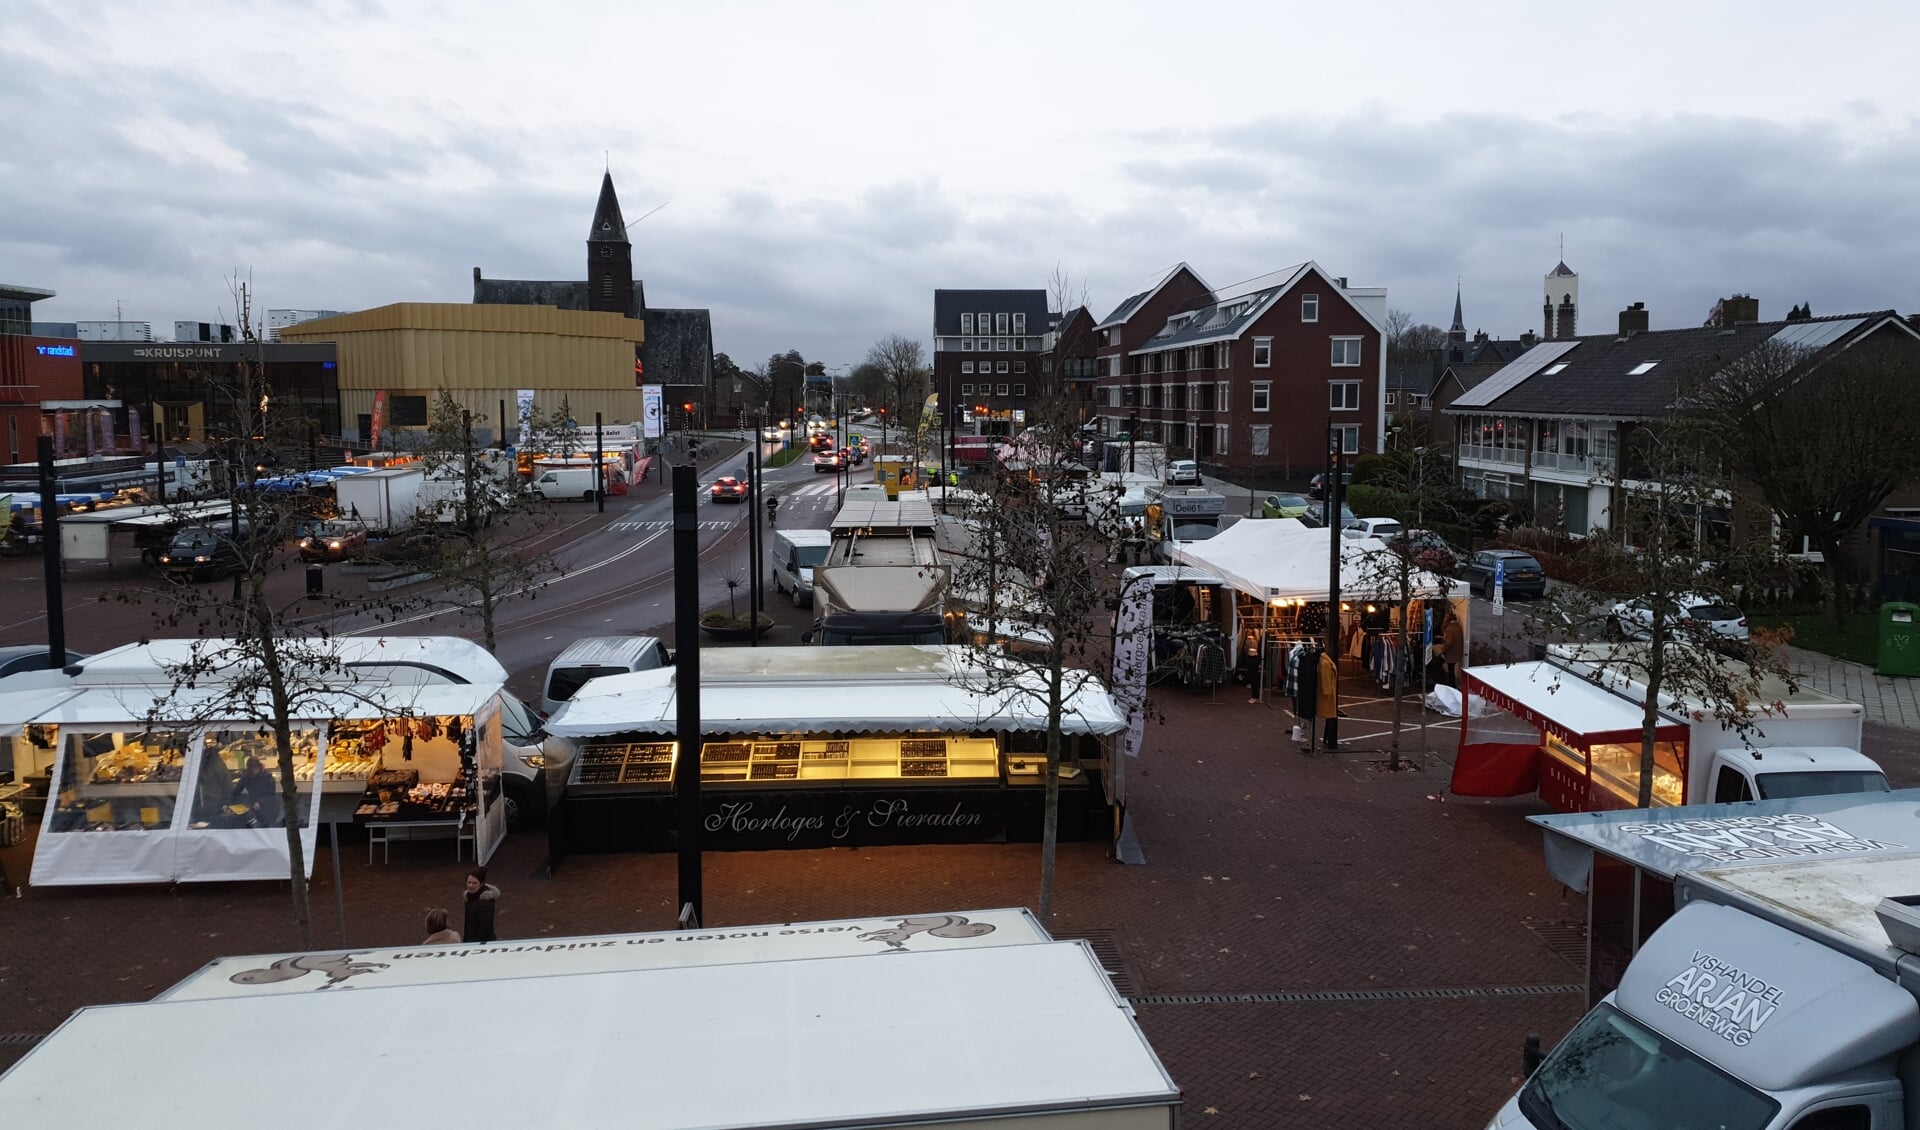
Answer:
1, 682, 505, 885
1456, 661, 1690, 812
542, 646, 1127, 856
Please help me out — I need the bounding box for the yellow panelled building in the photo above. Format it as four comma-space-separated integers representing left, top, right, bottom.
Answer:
280, 302, 645, 442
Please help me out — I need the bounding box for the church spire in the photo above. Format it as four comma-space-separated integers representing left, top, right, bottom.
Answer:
1449, 281, 1465, 343
588, 172, 627, 242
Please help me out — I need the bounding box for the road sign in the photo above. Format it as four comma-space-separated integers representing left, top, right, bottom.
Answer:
1492, 559, 1505, 617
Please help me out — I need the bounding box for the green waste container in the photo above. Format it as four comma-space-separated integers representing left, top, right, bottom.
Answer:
1878, 602, 1920, 676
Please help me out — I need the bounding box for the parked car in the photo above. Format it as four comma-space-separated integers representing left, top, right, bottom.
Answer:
0, 646, 87, 680
1261, 492, 1310, 520
1307, 469, 1353, 500
709, 476, 750, 503
1342, 517, 1405, 541
297, 519, 369, 562
1457, 548, 1546, 599
1301, 501, 1360, 530
1607, 594, 1749, 644
1387, 529, 1459, 575
1164, 460, 1202, 486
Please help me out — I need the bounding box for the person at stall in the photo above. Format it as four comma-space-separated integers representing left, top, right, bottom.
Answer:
423, 907, 461, 945
1317, 647, 1340, 750
232, 755, 282, 828
463, 866, 500, 944
1438, 609, 1464, 687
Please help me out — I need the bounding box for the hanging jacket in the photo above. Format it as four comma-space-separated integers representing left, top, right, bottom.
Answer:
1316, 652, 1339, 719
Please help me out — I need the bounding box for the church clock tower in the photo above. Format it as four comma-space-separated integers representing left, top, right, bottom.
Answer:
587, 172, 635, 316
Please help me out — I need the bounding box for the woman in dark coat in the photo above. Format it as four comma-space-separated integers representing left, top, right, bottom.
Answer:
462, 866, 499, 943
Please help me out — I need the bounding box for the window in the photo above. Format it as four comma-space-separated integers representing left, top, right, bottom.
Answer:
995, 313, 1009, 334
1302, 293, 1319, 322
1253, 337, 1272, 367
996, 361, 1009, 374
1250, 425, 1270, 457
1543, 362, 1568, 375
1330, 381, 1361, 411
1330, 337, 1362, 366
1013, 312, 1026, 333
997, 384, 1009, 396
961, 313, 973, 334
1215, 424, 1228, 455
1251, 381, 1271, 412
960, 383, 973, 396
1333, 424, 1360, 454
1014, 384, 1026, 396
1386, 391, 1397, 406
979, 313, 990, 335
390, 395, 429, 427
1627, 361, 1660, 375
961, 361, 973, 374
1013, 361, 1025, 373
997, 338, 1009, 351
961, 339, 973, 351
1218, 343, 1229, 367
1216, 381, 1228, 409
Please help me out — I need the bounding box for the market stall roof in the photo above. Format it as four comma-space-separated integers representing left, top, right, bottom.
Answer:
1172, 519, 1462, 602
832, 496, 939, 531
66, 636, 508, 688
1462, 660, 1686, 747
3, 681, 499, 728
546, 645, 1127, 737
1120, 563, 1228, 588
1, 942, 1179, 1129
1529, 788, 1920, 891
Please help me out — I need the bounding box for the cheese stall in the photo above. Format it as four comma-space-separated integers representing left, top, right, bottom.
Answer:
542, 645, 1128, 855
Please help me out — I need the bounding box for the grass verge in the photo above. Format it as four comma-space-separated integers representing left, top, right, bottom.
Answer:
1750, 613, 1879, 667
766, 446, 805, 469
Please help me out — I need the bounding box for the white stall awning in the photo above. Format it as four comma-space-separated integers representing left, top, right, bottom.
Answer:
1174, 520, 1463, 602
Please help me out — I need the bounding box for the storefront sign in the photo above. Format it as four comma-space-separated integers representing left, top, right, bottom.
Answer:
1654, 950, 1783, 1046
35, 344, 75, 357
130, 345, 226, 360
641, 383, 662, 439
701, 789, 1005, 850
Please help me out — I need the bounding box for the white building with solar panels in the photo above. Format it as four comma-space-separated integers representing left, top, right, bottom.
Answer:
1443, 294, 1920, 539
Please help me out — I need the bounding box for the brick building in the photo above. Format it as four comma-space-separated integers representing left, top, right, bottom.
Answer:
0, 335, 83, 464
1091, 261, 1387, 481
931, 289, 1052, 438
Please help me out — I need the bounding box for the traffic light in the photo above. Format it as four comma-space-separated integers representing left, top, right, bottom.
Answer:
633, 348, 645, 388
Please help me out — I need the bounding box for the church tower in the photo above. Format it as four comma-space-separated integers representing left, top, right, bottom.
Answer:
1448, 283, 1466, 345
587, 172, 635, 316
1543, 257, 1579, 341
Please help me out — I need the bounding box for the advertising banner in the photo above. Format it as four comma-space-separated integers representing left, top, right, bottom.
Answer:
517, 388, 535, 448
369, 389, 389, 451
641, 384, 663, 440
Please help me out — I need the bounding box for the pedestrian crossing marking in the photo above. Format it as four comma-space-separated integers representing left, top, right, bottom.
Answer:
609, 519, 737, 532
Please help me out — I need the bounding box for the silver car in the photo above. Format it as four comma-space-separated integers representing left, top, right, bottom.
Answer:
1608, 594, 1749, 644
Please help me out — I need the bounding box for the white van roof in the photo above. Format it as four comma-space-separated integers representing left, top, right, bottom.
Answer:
550, 636, 664, 668
776, 528, 831, 547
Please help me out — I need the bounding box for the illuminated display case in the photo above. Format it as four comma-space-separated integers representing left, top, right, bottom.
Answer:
565, 735, 1006, 790
1588, 740, 1685, 808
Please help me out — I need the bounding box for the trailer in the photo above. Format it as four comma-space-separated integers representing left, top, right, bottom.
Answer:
0, 910, 1179, 1129
1496, 790, 1920, 1130
334, 465, 423, 533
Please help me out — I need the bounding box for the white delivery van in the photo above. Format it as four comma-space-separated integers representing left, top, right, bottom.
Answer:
1497, 792, 1920, 1130
334, 466, 424, 534
772, 528, 832, 607
542, 635, 669, 716
530, 465, 600, 502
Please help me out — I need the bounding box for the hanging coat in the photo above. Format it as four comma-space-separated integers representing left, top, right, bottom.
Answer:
1316, 652, 1339, 719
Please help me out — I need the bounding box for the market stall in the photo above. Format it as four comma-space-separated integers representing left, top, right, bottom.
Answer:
543, 645, 1127, 855
1172, 519, 1469, 692
0, 646, 508, 887
1455, 660, 1690, 812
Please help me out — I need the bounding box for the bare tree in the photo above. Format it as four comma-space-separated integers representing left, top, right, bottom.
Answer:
863, 334, 927, 436
1681, 336, 1920, 629
941, 391, 1135, 919
1385, 307, 1449, 364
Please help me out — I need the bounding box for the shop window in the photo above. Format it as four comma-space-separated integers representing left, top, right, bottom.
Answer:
49, 729, 193, 832
198, 729, 320, 829
1589, 739, 1685, 807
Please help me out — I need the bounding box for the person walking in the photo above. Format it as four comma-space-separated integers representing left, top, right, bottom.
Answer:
462, 866, 499, 944
1439, 609, 1464, 687
423, 907, 461, 945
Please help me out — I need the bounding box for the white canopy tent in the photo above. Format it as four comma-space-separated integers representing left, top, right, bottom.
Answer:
1172, 519, 1466, 603
545, 645, 1128, 739
0, 638, 510, 886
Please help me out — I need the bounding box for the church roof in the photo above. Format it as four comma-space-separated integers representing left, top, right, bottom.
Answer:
1450, 287, 1464, 334
589, 172, 627, 243
1548, 260, 1576, 278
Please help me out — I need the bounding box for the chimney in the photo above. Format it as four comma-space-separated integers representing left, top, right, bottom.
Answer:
1474, 330, 1489, 342
1722, 294, 1760, 324
1618, 301, 1649, 337
1520, 330, 1539, 347
1334, 276, 1347, 288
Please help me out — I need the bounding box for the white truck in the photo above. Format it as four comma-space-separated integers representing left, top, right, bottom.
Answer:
529, 464, 601, 502
334, 466, 423, 533
1550, 642, 1888, 804
1498, 795, 1920, 1130
1144, 484, 1227, 564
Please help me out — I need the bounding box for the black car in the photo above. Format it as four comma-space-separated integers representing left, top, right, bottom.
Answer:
1458, 549, 1546, 599
1301, 501, 1359, 530
159, 524, 250, 582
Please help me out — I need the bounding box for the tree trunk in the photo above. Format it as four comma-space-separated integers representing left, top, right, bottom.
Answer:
1040, 663, 1063, 921
1637, 622, 1663, 809
253, 586, 313, 949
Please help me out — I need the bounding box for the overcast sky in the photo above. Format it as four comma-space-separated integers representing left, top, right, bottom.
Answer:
7, 0, 1919, 368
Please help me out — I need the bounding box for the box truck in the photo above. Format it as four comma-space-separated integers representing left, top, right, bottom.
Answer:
334, 466, 423, 533
1497, 792, 1920, 1130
